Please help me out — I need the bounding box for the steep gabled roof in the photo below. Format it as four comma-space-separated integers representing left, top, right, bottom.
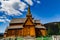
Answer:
10, 18, 40, 24
10, 18, 26, 23
24, 18, 34, 25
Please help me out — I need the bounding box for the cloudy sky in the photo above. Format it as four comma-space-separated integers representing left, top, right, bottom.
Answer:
0, 0, 60, 33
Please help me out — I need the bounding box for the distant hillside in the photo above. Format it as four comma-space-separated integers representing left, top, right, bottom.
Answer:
44, 22, 60, 35
0, 33, 3, 39
0, 33, 3, 36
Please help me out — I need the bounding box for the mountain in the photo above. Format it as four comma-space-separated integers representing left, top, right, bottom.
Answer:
44, 22, 60, 35
0, 33, 3, 36
0, 33, 3, 39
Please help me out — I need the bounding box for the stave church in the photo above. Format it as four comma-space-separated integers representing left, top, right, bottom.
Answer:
4, 6, 47, 38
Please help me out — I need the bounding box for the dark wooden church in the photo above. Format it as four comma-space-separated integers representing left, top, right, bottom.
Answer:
4, 6, 47, 38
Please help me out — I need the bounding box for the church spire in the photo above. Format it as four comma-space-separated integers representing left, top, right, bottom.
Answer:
26, 5, 32, 17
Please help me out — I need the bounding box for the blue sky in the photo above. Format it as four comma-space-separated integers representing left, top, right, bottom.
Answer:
0, 0, 60, 33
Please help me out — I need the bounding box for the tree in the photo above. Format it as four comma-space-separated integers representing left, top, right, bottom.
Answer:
58, 23, 60, 35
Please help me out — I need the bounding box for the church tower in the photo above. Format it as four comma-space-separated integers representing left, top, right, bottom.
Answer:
26, 6, 32, 17
23, 6, 36, 37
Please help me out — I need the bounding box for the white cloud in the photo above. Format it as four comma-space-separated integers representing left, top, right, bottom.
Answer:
0, 19, 5, 22
37, 1, 40, 4
0, 18, 10, 23
19, 2, 27, 11
33, 0, 40, 4
0, 15, 11, 23
25, 0, 33, 5
0, 15, 6, 19
0, 0, 40, 16
0, 0, 27, 15
6, 19, 11, 22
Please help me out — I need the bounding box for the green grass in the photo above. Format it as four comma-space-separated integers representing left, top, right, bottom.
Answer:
0, 37, 53, 40
36, 37, 52, 40
17, 37, 23, 40
36, 37, 42, 40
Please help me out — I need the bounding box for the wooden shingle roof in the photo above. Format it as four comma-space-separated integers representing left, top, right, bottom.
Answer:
10, 18, 40, 24
8, 25, 23, 29
10, 18, 26, 23
34, 20, 40, 23
35, 25, 46, 29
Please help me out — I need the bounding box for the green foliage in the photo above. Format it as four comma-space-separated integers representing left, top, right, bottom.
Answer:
58, 23, 60, 34
44, 22, 60, 35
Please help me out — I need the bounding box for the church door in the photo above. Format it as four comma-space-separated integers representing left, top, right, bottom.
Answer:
23, 26, 35, 37
27, 26, 30, 36
23, 26, 30, 37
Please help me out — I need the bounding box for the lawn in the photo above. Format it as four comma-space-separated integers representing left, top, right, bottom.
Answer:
36, 37, 52, 40
0, 37, 53, 40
